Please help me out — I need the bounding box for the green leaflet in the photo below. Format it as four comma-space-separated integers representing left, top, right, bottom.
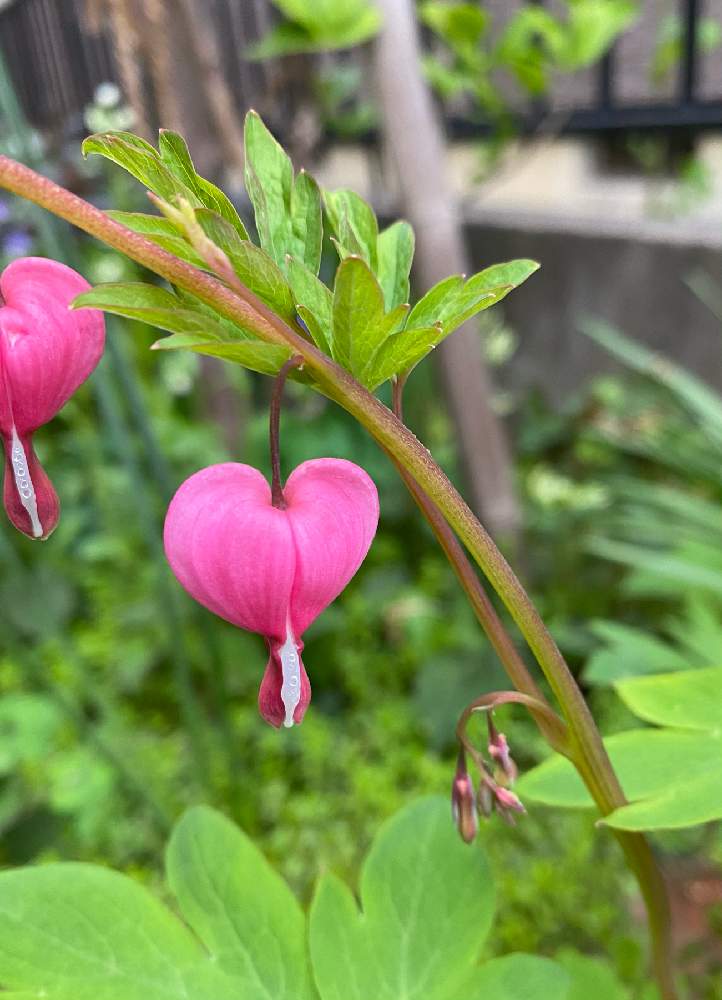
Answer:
331, 256, 410, 379
166, 807, 315, 999
248, 8, 381, 58
377, 220, 415, 310
73, 282, 294, 378
157, 130, 249, 238
616, 665, 722, 733
407, 259, 539, 335
309, 797, 496, 1000
83, 130, 248, 238
244, 111, 323, 274
324, 188, 379, 272
464, 955, 570, 1000
106, 211, 207, 268
287, 255, 334, 353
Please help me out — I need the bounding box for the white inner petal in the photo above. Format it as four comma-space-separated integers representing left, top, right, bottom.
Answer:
279, 622, 301, 728
10, 426, 42, 538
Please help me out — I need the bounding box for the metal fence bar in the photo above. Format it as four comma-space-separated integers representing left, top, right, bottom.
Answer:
680, 0, 700, 104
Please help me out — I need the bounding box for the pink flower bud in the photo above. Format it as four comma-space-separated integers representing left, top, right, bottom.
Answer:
488, 730, 518, 784
0, 258, 105, 539
164, 458, 379, 727
451, 750, 478, 844
494, 785, 526, 825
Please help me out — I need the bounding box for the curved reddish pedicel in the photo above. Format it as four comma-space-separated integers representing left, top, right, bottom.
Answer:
0, 257, 105, 539
164, 458, 379, 727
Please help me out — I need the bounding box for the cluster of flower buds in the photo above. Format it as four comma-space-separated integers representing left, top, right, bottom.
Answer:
451, 712, 525, 843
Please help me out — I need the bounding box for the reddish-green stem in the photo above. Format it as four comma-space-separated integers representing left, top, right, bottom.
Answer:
0, 154, 677, 999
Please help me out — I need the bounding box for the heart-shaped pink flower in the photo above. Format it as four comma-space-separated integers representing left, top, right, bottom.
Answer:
0, 257, 105, 539
164, 457, 379, 727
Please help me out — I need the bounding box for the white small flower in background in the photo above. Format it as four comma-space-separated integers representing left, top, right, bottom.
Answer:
84, 82, 136, 134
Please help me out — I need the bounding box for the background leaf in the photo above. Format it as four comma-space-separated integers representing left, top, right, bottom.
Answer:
167, 805, 315, 1000
0, 863, 239, 999
309, 796, 495, 1000
463, 954, 570, 1000
616, 665, 722, 731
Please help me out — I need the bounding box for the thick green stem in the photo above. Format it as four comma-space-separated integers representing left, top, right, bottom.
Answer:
0, 155, 677, 998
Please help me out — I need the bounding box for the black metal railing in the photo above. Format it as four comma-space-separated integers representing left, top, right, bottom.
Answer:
0, 0, 720, 140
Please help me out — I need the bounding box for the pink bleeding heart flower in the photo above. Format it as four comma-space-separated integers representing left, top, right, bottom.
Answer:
164, 457, 379, 727
0, 257, 105, 539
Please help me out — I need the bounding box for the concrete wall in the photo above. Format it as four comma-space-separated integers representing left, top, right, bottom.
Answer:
466, 219, 722, 399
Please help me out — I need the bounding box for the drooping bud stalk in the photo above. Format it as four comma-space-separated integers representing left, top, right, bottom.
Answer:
164, 458, 379, 728
451, 747, 478, 844
0, 257, 104, 539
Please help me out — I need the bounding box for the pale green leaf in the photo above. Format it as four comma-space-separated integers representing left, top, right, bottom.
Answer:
406, 274, 464, 329
291, 170, 323, 273
106, 210, 207, 268
615, 666, 722, 732
331, 255, 385, 372
365, 323, 439, 389
0, 863, 240, 999
324, 188, 379, 272
556, 951, 630, 1000
407, 260, 539, 335
296, 305, 331, 354
152, 334, 292, 377
584, 620, 694, 686
309, 797, 495, 1000
463, 954, 570, 1000
377, 220, 415, 310
603, 769, 722, 831
83, 131, 185, 204
244, 112, 323, 273
157, 130, 249, 238
166, 806, 314, 999
518, 729, 722, 809
287, 256, 333, 352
